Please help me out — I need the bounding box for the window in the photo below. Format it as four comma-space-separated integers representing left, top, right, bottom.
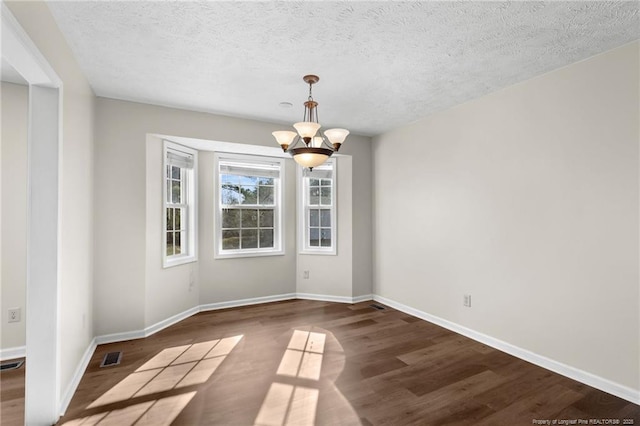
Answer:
163, 141, 197, 267
298, 159, 336, 254
215, 153, 284, 258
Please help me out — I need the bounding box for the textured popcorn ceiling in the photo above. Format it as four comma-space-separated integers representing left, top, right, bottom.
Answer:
47, 1, 639, 136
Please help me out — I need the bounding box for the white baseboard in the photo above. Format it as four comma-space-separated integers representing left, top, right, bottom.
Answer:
59, 338, 97, 416
93, 292, 367, 346
297, 293, 354, 304
0, 345, 25, 361
143, 306, 200, 337
352, 293, 374, 303
297, 292, 373, 304
95, 329, 145, 345
373, 295, 640, 405
200, 293, 297, 312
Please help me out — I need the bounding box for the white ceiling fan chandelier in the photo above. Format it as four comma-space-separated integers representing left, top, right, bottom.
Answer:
272, 75, 349, 170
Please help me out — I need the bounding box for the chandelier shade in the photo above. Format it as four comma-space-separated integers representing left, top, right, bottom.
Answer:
324, 128, 350, 150
272, 75, 349, 170
272, 130, 297, 150
293, 122, 321, 139
290, 148, 334, 169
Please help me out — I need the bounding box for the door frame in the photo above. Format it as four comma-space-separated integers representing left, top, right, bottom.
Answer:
2, 3, 63, 424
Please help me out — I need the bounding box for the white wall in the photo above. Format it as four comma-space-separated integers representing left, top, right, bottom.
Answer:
373, 42, 639, 391
144, 136, 200, 327
96, 97, 373, 333
341, 137, 373, 298
297, 156, 354, 298
198, 150, 297, 306
6, 0, 96, 408
0, 82, 28, 352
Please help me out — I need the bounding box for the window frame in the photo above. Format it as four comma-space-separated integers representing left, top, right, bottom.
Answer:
163, 141, 198, 268
297, 158, 337, 255
214, 152, 285, 259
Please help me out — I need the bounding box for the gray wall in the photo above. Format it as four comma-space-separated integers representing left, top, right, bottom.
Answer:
1, 82, 28, 352
372, 42, 639, 391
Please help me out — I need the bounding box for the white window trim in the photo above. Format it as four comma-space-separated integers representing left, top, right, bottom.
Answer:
297, 158, 337, 255
163, 140, 198, 268
214, 152, 285, 259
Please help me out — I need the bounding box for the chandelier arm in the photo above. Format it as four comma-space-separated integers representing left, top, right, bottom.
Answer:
317, 131, 334, 151
287, 135, 304, 152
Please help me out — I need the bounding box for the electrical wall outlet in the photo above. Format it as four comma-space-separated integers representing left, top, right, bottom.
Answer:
303, 270, 310, 279
463, 294, 471, 308
8, 308, 21, 323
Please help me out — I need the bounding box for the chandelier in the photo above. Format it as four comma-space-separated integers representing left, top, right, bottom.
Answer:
272, 75, 349, 170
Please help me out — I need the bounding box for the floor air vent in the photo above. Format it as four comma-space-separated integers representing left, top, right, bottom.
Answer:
370, 303, 385, 310
100, 351, 122, 367
0, 360, 24, 371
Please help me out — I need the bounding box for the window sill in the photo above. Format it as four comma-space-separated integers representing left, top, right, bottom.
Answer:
163, 255, 198, 268
299, 249, 337, 256
214, 249, 284, 260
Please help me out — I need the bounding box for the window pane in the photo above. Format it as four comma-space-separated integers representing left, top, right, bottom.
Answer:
242, 209, 258, 228
310, 178, 319, 186
309, 228, 320, 247
309, 209, 319, 227
172, 166, 181, 179
222, 230, 240, 250
241, 185, 257, 204
241, 229, 258, 249
320, 187, 331, 205
321, 228, 331, 247
309, 187, 320, 205
239, 175, 258, 186
166, 165, 171, 178
259, 209, 274, 228
166, 232, 174, 256
258, 185, 274, 205
221, 174, 238, 185
320, 209, 331, 227
166, 208, 174, 231
321, 179, 331, 186
175, 208, 182, 230
174, 232, 182, 254
217, 158, 282, 255
172, 181, 182, 203
221, 184, 241, 205
166, 179, 171, 201
259, 229, 274, 248
222, 209, 240, 229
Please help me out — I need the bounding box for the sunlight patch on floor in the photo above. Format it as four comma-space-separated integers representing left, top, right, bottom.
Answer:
254, 383, 319, 426
62, 392, 196, 426
88, 335, 242, 409
255, 330, 325, 426
276, 331, 326, 381
71, 335, 243, 425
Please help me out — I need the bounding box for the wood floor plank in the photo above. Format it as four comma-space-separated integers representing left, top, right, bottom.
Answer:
0, 358, 25, 426
1, 300, 638, 425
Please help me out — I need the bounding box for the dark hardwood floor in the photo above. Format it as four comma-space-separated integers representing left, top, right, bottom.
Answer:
0, 357, 24, 425
2, 299, 639, 425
